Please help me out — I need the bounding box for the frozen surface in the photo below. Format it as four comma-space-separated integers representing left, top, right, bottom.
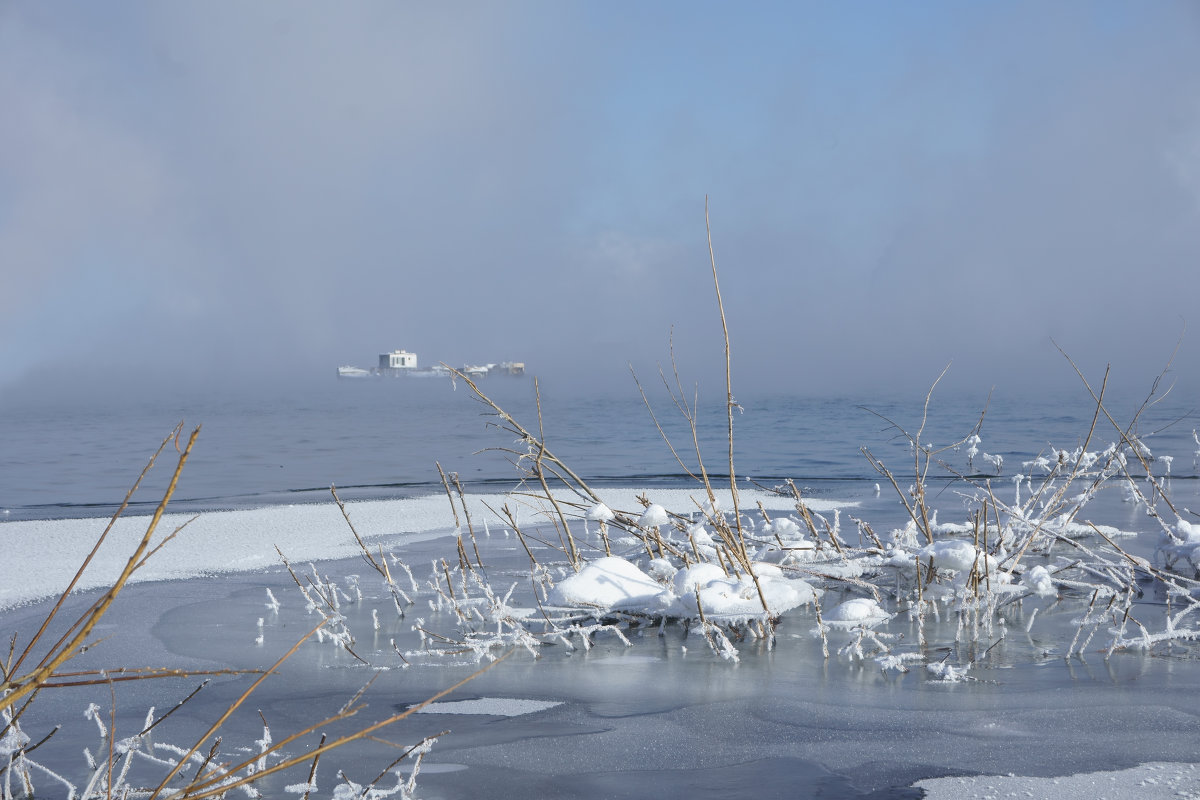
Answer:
417, 698, 563, 716
917, 762, 1200, 799
6, 479, 1200, 798
19, 560, 1198, 799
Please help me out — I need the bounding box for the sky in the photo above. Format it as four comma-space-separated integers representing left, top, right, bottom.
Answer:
2, 1, 1199, 404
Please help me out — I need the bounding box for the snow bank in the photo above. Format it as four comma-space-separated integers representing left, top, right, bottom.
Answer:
0, 493, 532, 610
0, 488, 853, 610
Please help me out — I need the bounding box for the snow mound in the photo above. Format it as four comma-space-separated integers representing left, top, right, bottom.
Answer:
919, 540, 985, 575
548, 557, 820, 620
547, 557, 671, 612
691, 572, 820, 620
822, 597, 891, 629
672, 563, 728, 596
638, 504, 670, 528
585, 502, 615, 522
1022, 565, 1057, 597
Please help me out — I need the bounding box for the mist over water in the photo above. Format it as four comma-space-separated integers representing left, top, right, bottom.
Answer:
3, 2, 1199, 404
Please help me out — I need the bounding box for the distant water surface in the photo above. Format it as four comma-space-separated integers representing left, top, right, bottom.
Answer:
0, 378, 1195, 521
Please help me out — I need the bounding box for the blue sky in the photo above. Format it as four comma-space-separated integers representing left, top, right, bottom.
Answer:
2, 2, 1198, 403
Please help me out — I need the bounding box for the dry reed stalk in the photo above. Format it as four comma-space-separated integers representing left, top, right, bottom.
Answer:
628, 358, 704, 485
447, 366, 600, 504
491, 503, 541, 569
331, 486, 415, 613
698, 201, 776, 620
848, 515, 885, 550
704, 197, 741, 540
4, 424, 503, 799
139, 681, 209, 740
785, 480, 822, 540
146, 619, 326, 798
30, 667, 255, 690
103, 682, 116, 800
1067, 349, 1184, 526
435, 462, 461, 530
1060, 334, 1182, 483
163, 656, 506, 800
994, 343, 1186, 580
530, 378, 580, 569
819, 516, 845, 556
330, 484, 393, 583
5, 426, 180, 688
998, 364, 1127, 572
132, 515, 201, 573
2, 425, 200, 717
814, 597, 830, 659
450, 473, 485, 569
860, 447, 925, 543
301, 733, 325, 800
915, 555, 924, 605
451, 372, 587, 569
440, 560, 460, 606
619, 203, 767, 606
713, 544, 731, 577
363, 730, 448, 792
597, 519, 613, 557
911, 366, 953, 544
861, 376, 992, 551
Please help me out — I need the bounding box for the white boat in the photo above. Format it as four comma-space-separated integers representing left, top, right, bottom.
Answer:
337, 349, 524, 380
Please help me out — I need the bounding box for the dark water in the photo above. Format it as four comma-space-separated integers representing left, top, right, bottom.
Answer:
2, 377, 1195, 522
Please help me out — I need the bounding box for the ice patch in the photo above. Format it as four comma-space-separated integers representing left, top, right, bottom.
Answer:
915, 762, 1200, 799
416, 698, 562, 716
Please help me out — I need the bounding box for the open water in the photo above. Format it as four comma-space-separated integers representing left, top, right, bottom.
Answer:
2, 377, 1196, 523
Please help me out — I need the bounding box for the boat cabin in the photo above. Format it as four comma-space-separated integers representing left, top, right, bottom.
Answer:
379, 350, 418, 370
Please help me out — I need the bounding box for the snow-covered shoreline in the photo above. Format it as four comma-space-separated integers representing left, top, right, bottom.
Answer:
0, 487, 850, 610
